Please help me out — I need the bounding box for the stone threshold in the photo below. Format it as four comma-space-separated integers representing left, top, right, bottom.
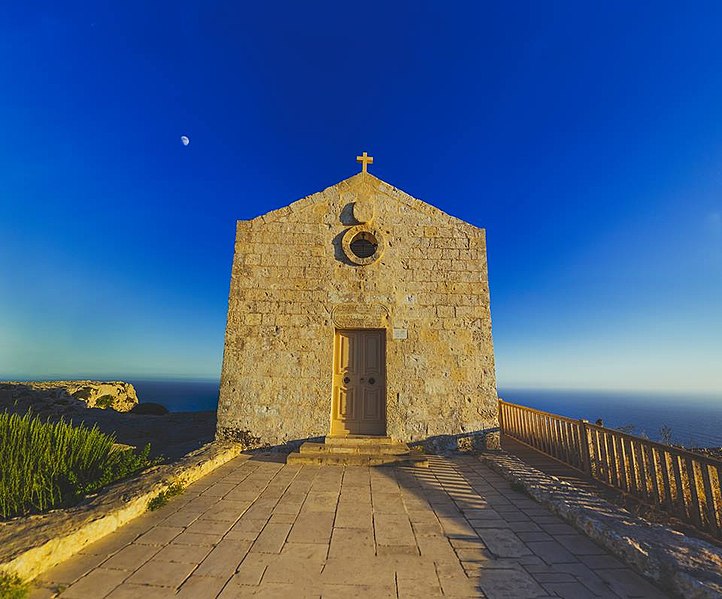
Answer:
0, 441, 245, 582
480, 450, 722, 599
286, 435, 430, 467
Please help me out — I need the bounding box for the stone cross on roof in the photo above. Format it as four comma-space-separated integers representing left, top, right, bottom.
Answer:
356, 151, 374, 173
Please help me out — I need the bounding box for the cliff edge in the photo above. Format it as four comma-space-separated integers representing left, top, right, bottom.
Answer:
0, 381, 139, 416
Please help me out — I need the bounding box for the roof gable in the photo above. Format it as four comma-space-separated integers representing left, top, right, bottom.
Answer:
245, 173, 484, 236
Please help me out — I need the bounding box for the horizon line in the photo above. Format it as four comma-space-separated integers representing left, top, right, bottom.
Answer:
1, 375, 720, 397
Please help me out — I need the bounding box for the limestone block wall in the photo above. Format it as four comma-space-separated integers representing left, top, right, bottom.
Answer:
217, 173, 497, 446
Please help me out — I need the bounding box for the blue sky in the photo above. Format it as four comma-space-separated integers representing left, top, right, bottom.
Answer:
1, 2, 721, 392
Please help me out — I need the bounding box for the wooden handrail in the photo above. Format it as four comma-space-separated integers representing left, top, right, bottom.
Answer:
583, 421, 722, 468
498, 399, 582, 424
498, 398, 722, 540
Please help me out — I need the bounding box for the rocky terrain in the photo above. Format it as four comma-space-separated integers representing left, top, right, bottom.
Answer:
0, 381, 139, 415
0, 381, 215, 460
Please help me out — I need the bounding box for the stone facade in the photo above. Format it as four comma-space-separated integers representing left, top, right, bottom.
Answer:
217, 172, 497, 446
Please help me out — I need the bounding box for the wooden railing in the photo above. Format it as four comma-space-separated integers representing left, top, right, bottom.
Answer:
499, 399, 722, 540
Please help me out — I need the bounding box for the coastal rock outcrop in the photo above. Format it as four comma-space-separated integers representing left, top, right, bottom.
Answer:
0, 381, 139, 416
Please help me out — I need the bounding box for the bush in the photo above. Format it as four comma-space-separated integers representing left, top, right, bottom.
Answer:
0, 571, 28, 599
94, 394, 115, 409
0, 412, 155, 519
148, 482, 185, 511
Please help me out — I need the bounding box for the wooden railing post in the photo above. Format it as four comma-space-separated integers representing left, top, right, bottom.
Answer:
579, 419, 592, 475
498, 399, 505, 435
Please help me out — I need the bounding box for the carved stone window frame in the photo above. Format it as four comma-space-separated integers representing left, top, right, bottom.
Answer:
342, 224, 385, 266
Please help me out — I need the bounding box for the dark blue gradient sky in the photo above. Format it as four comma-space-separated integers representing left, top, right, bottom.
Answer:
1, 2, 721, 391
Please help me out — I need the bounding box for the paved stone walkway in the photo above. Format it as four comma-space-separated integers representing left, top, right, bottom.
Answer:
31, 455, 669, 598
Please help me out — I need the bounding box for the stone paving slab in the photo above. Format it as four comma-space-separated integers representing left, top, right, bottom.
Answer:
29, 455, 670, 598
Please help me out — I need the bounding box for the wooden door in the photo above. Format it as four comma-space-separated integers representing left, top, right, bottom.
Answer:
330, 329, 386, 436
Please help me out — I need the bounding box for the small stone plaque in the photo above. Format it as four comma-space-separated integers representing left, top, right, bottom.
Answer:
393, 328, 408, 340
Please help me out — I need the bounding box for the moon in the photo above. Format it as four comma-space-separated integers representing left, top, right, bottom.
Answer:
180, 135, 190, 146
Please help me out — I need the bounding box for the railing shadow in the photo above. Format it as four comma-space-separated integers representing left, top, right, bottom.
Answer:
371, 449, 635, 597
236, 428, 642, 597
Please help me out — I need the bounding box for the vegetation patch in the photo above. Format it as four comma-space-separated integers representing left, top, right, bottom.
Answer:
148, 482, 185, 511
0, 571, 29, 599
94, 394, 115, 409
0, 412, 155, 519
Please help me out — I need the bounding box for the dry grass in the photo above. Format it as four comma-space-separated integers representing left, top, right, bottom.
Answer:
0, 411, 155, 519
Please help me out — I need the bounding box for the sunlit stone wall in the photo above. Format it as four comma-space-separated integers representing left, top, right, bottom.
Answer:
217, 173, 497, 446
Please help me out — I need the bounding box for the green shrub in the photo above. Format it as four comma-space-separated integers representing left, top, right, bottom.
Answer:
0, 412, 155, 519
0, 571, 29, 599
148, 482, 185, 511
94, 394, 115, 409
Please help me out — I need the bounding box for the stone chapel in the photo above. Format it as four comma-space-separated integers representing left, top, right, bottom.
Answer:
217, 154, 497, 459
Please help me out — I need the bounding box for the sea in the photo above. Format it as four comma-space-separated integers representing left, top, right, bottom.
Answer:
127, 380, 722, 448
129, 379, 221, 413
500, 388, 722, 449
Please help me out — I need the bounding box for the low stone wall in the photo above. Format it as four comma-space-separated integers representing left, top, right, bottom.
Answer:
0, 441, 245, 581
481, 451, 722, 599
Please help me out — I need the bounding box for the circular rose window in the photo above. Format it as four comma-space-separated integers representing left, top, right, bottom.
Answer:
342, 225, 384, 265
350, 231, 378, 258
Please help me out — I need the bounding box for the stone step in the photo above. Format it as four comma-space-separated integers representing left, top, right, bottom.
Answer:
299, 442, 410, 455
286, 450, 429, 468
324, 435, 396, 447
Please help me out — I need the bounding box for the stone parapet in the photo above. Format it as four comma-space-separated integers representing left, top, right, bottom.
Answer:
0, 442, 245, 581
481, 451, 722, 599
